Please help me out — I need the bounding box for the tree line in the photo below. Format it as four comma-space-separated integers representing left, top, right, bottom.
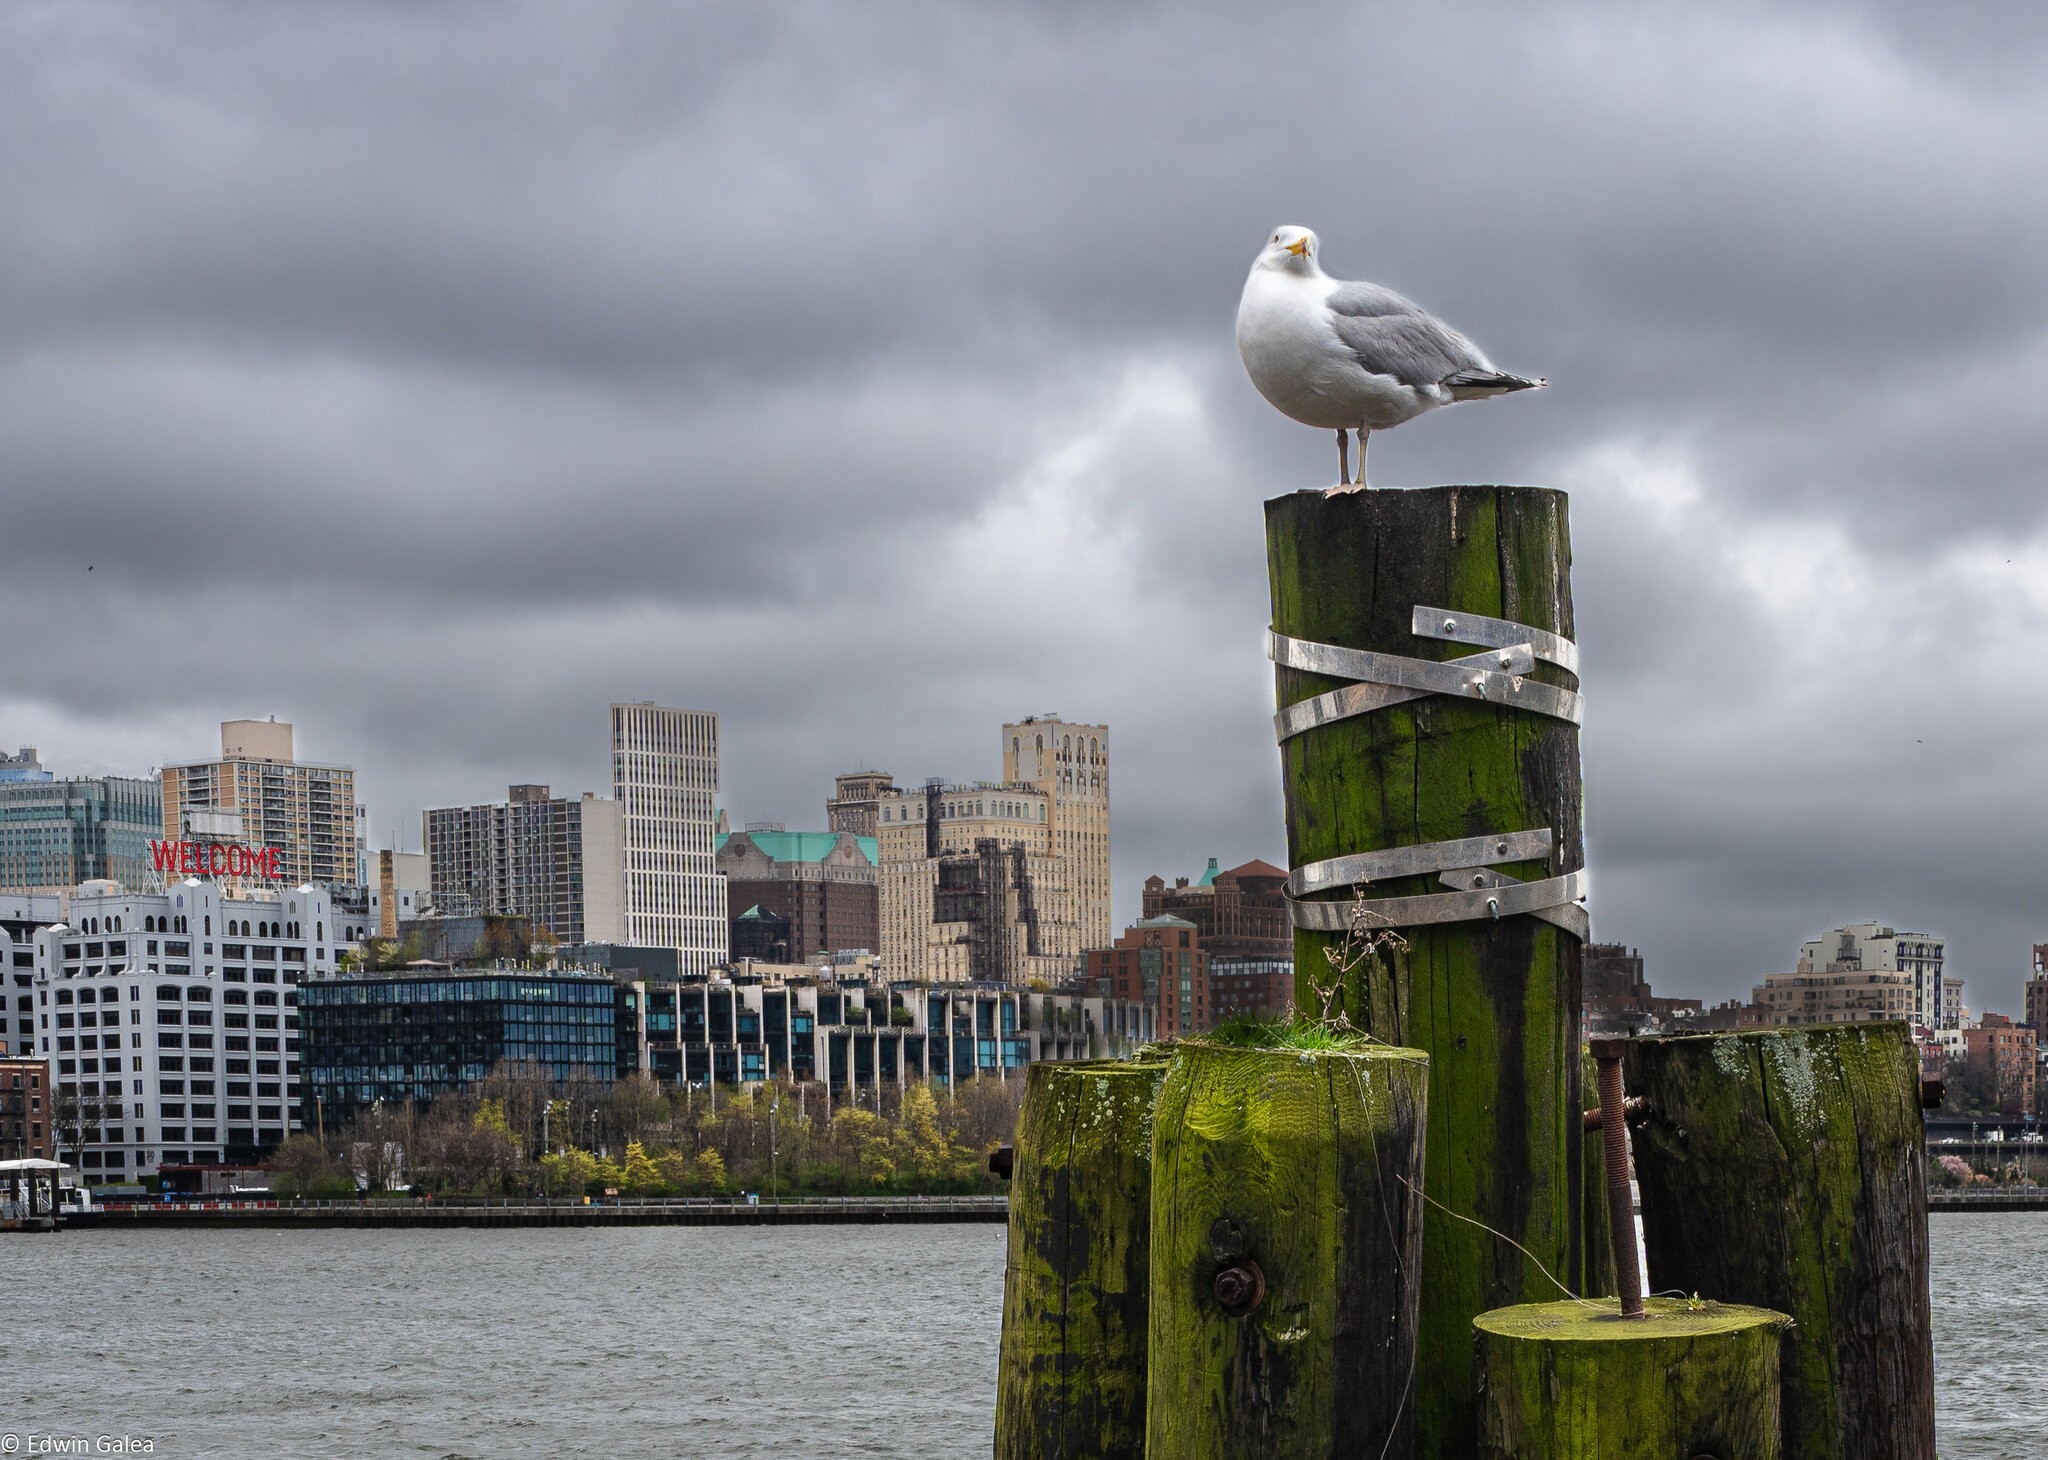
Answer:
270, 1063, 1025, 1199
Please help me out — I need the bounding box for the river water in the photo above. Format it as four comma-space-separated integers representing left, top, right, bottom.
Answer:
0, 1214, 2035, 1457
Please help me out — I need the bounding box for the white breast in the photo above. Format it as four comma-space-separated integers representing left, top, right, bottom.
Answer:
1236, 271, 1426, 430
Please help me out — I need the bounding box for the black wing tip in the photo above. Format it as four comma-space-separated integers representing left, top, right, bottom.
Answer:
1448, 370, 1546, 392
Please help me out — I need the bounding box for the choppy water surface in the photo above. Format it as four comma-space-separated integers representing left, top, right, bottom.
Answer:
0, 1214, 2035, 1457
1930, 1212, 2046, 1460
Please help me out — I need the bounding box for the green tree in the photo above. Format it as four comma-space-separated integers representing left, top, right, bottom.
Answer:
690, 1148, 727, 1194
620, 1139, 663, 1195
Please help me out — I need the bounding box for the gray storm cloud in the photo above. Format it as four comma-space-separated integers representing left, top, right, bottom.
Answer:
5, 0, 2048, 1010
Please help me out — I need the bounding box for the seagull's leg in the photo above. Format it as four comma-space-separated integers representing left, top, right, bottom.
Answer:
1336, 429, 1350, 488
1357, 427, 1371, 488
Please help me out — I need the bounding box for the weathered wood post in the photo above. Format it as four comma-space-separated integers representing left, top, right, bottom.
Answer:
995, 1059, 1167, 1460
1473, 1297, 1791, 1457
1266, 486, 1587, 1460
1623, 1025, 1936, 1460
1473, 1036, 1790, 1457
1145, 1039, 1429, 1459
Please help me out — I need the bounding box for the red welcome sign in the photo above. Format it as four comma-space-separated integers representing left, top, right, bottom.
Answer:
150, 839, 284, 879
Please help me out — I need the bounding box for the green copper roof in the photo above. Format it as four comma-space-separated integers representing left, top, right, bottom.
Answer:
717, 830, 879, 867
1196, 856, 1222, 886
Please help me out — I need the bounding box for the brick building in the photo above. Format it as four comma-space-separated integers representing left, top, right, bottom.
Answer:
1, 1056, 51, 1161
1087, 915, 1207, 1036
717, 829, 879, 965
1141, 858, 1290, 961
1584, 943, 1703, 1033
2025, 946, 2048, 1042
1964, 1014, 2037, 1113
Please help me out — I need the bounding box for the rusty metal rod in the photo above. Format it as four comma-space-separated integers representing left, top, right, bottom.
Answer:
1589, 1037, 1646, 1318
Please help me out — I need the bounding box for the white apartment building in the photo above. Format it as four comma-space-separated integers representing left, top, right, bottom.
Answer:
610, 704, 725, 976
29, 877, 337, 1180
1796, 922, 1952, 1029
161, 720, 362, 888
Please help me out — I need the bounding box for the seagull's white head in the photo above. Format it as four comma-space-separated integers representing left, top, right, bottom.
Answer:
1255, 225, 1321, 276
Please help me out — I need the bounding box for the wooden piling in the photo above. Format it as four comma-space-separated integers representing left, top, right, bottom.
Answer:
1145, 1039, 1429, 1460
1474, 1297, 1790, 1458
1265, 486, 1586, 1460
1623, 1025, 1936, 1460
995, 1059, 1167, 1460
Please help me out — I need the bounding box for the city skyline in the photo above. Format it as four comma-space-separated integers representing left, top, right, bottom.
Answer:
9, 6, 2048, 1016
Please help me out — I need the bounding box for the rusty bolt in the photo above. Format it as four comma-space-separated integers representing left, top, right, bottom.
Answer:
988, 1145, 1015, 1179
1213, 1259, 1267, 1318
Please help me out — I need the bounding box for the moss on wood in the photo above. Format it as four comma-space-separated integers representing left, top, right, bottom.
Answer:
1475, 1297, 1788, 1458
1624, 1025, 1936, 1460
1265, 486, 1586, 1460
1146, 1041, 1429, 1460
995, 1059, 1167, 1459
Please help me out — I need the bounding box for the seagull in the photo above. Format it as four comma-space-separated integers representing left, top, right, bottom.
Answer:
1236, 225, 1545, 490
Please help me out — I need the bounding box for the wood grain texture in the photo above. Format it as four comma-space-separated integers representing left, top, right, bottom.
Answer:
1146, 1042, 1429, 1460
1624, 1026, 1936, 1460
995, 1059, 1167, 1460
1475, 1297, 1788, 1458
1265, 486, 1586, 1460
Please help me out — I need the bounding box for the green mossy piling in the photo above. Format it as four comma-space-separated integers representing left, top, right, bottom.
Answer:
1145, 1040, 1429, 1460
1266, 486, 1586, 1460
1474, 1297, 1790, 1458
1624, 1026, 1936, 1460
995, 1059, 1167, 1460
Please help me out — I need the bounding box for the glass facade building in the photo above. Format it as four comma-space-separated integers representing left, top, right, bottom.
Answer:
298, 972, 618, 1119
0, 776, 162, 894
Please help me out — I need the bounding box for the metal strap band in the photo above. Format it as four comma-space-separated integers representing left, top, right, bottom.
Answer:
1268, 631, 1584, 741
1412, 605, 1579, 677
1289, 828, 1555, 898
1286, 867, 1589, 939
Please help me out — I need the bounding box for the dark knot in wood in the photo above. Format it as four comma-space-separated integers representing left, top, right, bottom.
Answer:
987, 1145, 1015, 1179
1213, 1260, 1267, 1317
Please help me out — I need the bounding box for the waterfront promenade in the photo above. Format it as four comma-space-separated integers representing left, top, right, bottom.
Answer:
70, 1193, 1008, 1228
56, 1189, 2046, 1229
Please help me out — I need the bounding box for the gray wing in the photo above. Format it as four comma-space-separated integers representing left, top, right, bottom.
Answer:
1326, 281, 1491, 389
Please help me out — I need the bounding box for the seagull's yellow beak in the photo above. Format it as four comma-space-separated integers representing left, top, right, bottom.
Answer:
1285, 236, 1309, 258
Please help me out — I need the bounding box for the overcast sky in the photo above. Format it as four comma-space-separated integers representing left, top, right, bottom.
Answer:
7, 2, 2048, 1011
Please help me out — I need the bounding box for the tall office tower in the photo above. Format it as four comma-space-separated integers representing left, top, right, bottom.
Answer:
160, 720, 360, 888
423, 785, 625, 946
0, 768, 162, 894
609, 704, 725, 975
1002, 715, 1111, 959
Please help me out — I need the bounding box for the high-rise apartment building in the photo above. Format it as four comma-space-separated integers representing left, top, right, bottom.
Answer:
1795, 922, 1951, 1029
609, 704, 725, 976
160, 721, 359, 888
1002, 715, 1111, 958
423, 785, 624, 946
1, 769, 162, 894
